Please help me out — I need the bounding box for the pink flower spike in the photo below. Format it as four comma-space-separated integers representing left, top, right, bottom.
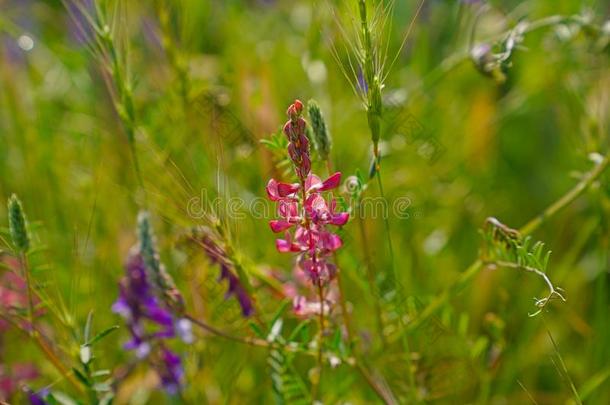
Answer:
269, 220, 293, 233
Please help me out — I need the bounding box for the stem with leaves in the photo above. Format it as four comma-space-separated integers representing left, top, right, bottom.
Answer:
401, 152, 610, 337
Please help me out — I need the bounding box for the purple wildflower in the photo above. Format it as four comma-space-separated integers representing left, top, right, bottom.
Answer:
219, 265, 254, 317
25, 387, 49, 405
113, 214, 192, 395
112, 250, 176, 357
156, 348, 184, 395
201, 233, 254, 317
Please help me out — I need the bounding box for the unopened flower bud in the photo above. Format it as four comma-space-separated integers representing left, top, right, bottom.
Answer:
287, 99, 304, 122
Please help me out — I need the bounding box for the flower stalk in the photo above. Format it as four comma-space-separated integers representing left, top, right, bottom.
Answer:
266, 100, 350, 400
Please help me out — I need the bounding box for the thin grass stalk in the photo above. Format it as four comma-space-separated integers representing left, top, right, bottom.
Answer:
356, 201, 385, 345
156, 2, 190, 109
20, 253, 35, 335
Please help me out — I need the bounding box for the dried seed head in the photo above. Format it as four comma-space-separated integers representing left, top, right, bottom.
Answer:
8, 194, 29, 253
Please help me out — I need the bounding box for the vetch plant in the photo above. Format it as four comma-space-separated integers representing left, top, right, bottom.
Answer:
112, 212, 192, 395
199, 228, 255, 317
481, 217, 566, 317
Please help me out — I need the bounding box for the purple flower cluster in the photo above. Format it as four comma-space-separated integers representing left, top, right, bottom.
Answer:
201, 232, 254, 317
112, 245, 192, 393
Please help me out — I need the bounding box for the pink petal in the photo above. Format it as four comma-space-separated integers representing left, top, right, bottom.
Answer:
267, 179, 300, 201
269, 220, 293, 233
331, 212, 349, 226
276, 239, 292, 252
266, 179, 281, 201
305, 174, 322, 192
277, 182, 300, 197
278, 200, 299, 219
326, 234, 343, 251
319, 172, 342, 191
305, 194, 329, 215
13, 363, 39, 380
293, 295, 305, 312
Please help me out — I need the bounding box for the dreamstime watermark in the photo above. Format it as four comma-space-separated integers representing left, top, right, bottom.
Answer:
186, 189, 413, 220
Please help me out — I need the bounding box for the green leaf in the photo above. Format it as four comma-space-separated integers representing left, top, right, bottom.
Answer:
48, 391, 79, 405
288, 319, 311, 342
249, 321, 265, 338
268, 346, 311, 405
86, 325, 120, 346
84, 311, 94, 342
268, 300, 290, 334
92, 369, 112, 378
72, 367, 91, 387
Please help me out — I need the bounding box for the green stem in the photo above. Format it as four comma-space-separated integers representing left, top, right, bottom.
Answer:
8, 257, 84, 394
20, 253, 35, 334
375, 169, 396, 281
357, 201, 386, 345
312, 282, 325, 401
519, 154, 610, 234
355, 363, 397, 405
334, 252, 354, 348
407, 15, 575, 103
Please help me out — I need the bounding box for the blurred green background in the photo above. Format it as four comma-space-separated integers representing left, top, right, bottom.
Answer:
1, 0, 610, 403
